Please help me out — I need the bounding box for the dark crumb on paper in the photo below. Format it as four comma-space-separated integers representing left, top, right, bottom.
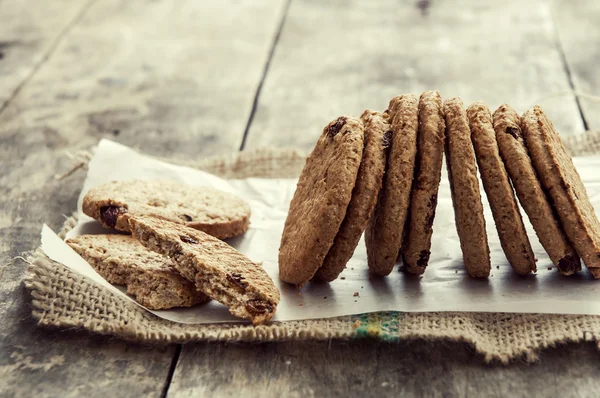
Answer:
535, 257, 539, 262
340, 277, 346, 280
353, 292, 359, 297
361, 286, 364, 289
350, 267, 354, 270
496, 266, 500, 270
455, 270, 458, 273
354, 300, 357, 303
323, 296, 327, 299
547, 266, 553, 271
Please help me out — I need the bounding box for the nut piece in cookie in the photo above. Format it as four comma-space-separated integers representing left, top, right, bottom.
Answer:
82, 180, 250, 239
521, 105, 600, 278
403, 91, 445, 275
128, 215, 280, 324
67, 234, 209, 309
467, 102, 536, 275
365, 94, 419, 276
314, 110, 388, 282
493, 104, 580, 275
279, 116, 365, 286
443, 98, 491, 278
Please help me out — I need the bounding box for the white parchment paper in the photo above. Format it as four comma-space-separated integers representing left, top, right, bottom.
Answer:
41, 139, 600, 324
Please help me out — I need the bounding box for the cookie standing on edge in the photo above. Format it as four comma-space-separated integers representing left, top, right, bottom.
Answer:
403, 91, 446, 275
128, 215, 280, 325
67, 234, 209, 309
279, 116, 365, 286
443, 98, 491, 278
467, 103, 536, 275
493, 104, 580, 275
365, 94, 419, 276
83, 180, 250, 239
521, 105, 600, 278
314, 110, 389, 282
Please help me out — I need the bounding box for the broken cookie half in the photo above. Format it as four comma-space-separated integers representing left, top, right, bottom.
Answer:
128, 215, 280, 325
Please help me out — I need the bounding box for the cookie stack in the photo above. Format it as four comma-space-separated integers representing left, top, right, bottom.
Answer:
67, 180, 280, 325
278, 91, 600, 285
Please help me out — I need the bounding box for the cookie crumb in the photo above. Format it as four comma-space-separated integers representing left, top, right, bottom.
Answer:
340, 276, 346, 280
547, 266, 553, 271
352, 319, 361, 329
496, 265, 500, 270
353, 292, 359, 297
323, 296, 327, 299
455, 270, 458, 273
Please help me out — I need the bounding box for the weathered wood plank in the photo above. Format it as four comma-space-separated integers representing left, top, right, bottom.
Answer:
244, 0, 584, 151
552, 0, 600, 129
0, 0, 92, 111
167, 340, 600, 397
0, 0, 286, 396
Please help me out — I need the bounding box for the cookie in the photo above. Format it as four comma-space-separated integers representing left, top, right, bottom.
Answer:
66, 234, 209, 309
365, 94, 418, 276
128, 215, 280, 324
279, 116, 365, 286
82, 180, 250, 239
403, 91, 446, 275
443, 98, 491, 278
521, 105, 600, 278
493, 104, 580, 275
314, 110, 389, 282
467, 102, 536, 275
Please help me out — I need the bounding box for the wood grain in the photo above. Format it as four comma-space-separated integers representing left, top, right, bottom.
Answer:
167, 340, 600, 397
552, 0, 600, 129
244, 0, 584, 150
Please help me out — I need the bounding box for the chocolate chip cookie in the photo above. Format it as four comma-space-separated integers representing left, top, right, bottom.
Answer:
521, 105, 600, 278
365, 94, 418, 276
279, 116, 364, 286
128, 215, 280, 324
468, 102, 536, 275
82, 180, 250, 239
444, 98, 491, 278
493, 104, 580, 275
403, 91, 445, 275
67, 234, 209, 309
314, 110, 389, 282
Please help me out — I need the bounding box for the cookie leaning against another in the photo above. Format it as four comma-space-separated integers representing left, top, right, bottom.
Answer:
83, 180, 250, 239
314, 110, 389, 282
467, 102, 536, 276
443, 98, 491, 278
403, 90, 445, 275
279, 116, 364, 286
493, 104, 580, 275
521, 105, 600, 278
365, 94, 418, 276
66, 234, 209, 309
128, 215, 280, 325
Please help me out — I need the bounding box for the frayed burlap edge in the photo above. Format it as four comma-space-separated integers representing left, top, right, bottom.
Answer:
23, 131, 600, 364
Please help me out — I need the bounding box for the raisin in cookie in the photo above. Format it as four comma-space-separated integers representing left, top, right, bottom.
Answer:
82, 180, 250, 239
67, 234, 209, 309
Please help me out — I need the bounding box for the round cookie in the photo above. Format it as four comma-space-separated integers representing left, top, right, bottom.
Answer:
278, 116, 365, 286
365, 94, 418, 276
521, 105, 600, 278
467, 102, 536, 275
314, 110, 389, 282
67, 234, 209, 309
493, 104, 580, 275
82, 180, 250, 239
443, 98, 491, 278
403, 91, 446, 275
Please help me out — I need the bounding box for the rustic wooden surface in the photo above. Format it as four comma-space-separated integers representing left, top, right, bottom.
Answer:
1, 0, 600, 397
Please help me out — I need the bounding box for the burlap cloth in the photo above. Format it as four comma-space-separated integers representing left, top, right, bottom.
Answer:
23, 131, 600, 364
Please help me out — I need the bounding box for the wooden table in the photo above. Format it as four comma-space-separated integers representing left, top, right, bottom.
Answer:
2, 1, 600, 396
